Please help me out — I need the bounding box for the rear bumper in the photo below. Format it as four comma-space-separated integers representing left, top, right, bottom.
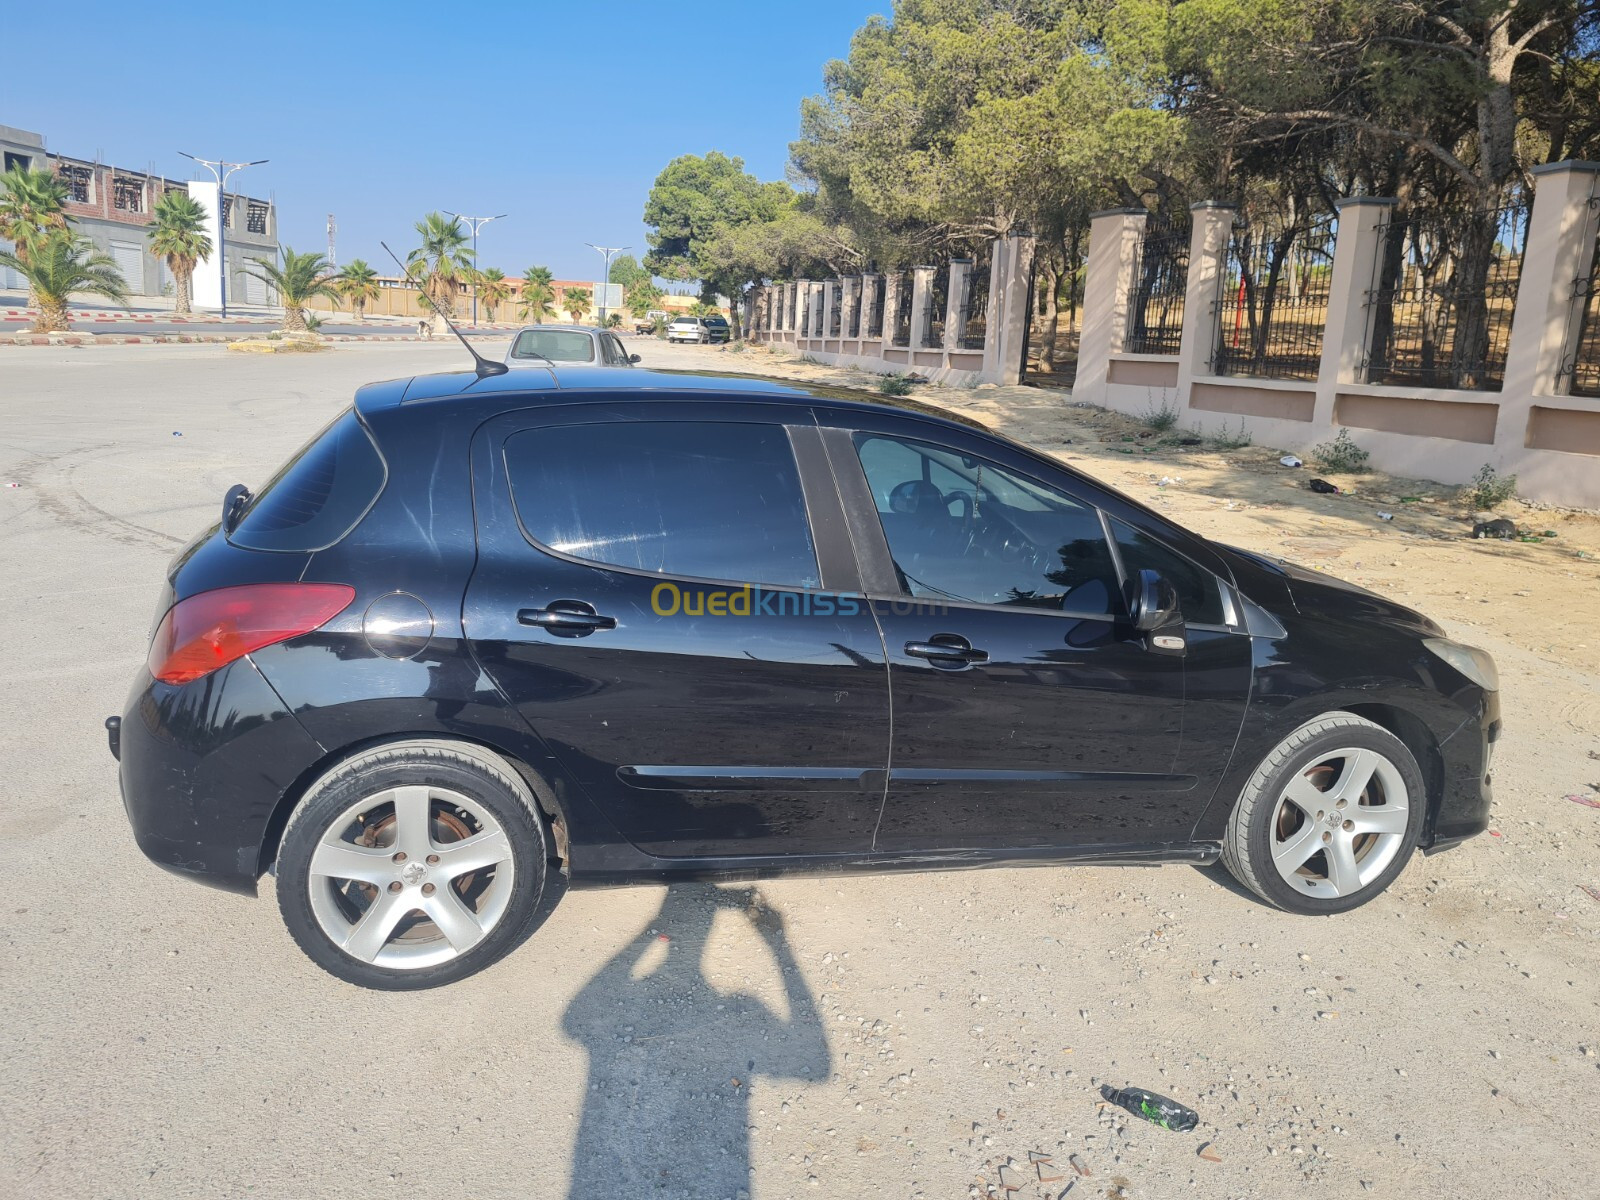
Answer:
116, 657, 326, 896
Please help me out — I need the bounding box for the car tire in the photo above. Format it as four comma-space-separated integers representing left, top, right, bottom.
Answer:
276, 739, 549, 990
1221, 711, 1424, 914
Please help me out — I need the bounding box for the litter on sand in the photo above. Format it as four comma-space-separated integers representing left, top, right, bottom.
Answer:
1280, 455, 1303, 467
1308, 478, 1341, 494
1068, 1152, 1092, 1177
1198, 1143, 1223, 1163
1377, 512, 1395, 521
1579, 884, 1600, 904
1567, 794, 1600, 810
1099, 1084, 1200, 1132
1473, 518, 1518, 539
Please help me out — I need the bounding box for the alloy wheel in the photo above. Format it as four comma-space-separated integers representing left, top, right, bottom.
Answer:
306, 785, 515, 969
1268, 747, 1410, 898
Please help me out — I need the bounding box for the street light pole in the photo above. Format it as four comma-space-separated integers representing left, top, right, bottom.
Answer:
584, 243, 629, 325
446, 212, 507, 327
178, 152, 268, 320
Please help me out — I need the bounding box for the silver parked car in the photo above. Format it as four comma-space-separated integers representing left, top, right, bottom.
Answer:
504, 324, 640, 368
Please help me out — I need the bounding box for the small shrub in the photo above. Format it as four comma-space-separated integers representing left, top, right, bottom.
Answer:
725, 340, 745, 354
877, 373, 914, 396
1468, 463, 1518, 510
1310, 428, 1370, 474
1143, 397, 1179, 432
304, 313, 325, 332
1209, 419, 1253, 450
799, 353, 821, 365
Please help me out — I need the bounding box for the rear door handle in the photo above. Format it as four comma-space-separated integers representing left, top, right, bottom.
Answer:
518, 600, 617, 634
904, 635, 988, 666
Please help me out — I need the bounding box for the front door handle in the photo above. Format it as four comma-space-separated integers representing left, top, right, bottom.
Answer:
518, 600, 617, 635
904, 635, 988, 667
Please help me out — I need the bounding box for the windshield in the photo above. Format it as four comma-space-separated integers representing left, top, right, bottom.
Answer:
669, 317, 698, 325
511, 329, 595, 362
703, 317, 728, 326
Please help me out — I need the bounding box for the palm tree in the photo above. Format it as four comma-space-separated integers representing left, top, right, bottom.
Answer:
146, 190, 212, 315
477, 267, 510, 323
0, 232, 128, 332
519, 265, 555, 324
562, 286, 592, 322
334, 258, 380, 322
406, 212, 473, 321
245, 246, 337, 333
0, 165, 71, 305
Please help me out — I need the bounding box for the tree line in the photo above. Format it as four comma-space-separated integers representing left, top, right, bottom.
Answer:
642, 0, 1600, 350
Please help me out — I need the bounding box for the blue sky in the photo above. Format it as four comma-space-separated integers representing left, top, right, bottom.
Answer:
2, 0, 883, 284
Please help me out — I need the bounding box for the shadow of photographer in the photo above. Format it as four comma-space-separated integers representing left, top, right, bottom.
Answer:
561, 882, 830, 1198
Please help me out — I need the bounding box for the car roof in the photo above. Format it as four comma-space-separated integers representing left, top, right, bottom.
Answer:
353, 366, 989, 431
509, 324, 606, 335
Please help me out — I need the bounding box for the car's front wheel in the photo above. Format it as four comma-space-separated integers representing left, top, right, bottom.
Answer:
276, 740, 549, 989
1221, 711, 1424, 913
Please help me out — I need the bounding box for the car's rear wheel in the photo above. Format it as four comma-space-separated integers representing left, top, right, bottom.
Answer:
1221, 712, 1424, 913
276, 740, 548, 989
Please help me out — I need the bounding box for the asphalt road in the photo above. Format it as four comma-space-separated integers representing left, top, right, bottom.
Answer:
2, 339, 1596, 1200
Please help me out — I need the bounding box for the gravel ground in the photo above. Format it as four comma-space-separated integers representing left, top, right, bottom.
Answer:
2, 337, 1597, 1199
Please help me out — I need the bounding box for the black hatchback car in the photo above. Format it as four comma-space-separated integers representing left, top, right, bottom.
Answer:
112, 367, 1499, 989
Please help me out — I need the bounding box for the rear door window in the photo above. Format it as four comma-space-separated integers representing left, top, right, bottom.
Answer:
504, 421, 820, 588
229, 409, 386, 552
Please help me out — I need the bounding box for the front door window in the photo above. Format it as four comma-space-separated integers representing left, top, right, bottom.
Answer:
853, 433, 1120, 616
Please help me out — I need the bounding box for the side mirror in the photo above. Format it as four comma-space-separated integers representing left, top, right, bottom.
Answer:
630, 353, 642, 363
1126, 569, 1186, 653
221, 483, 251, 534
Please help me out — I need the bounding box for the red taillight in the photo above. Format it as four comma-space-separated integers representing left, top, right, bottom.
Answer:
148, 583, 356, 685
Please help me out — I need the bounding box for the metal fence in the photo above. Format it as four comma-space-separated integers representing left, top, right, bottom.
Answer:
867, 275, 887, 338
1365, 199, 1530, 391
1025, 230, 1087, 387
1213, 213, 1339, 381
959, 259, 990, 349
891, 272, 913, 345
1125, 216, 1191, 355
828, 281, 842, 337
923, 264, 950, 347
1568, 197, 1600, 397
847, 277, 862, 338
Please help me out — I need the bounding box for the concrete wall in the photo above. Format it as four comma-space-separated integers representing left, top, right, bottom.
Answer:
1068, 164, 1600, 509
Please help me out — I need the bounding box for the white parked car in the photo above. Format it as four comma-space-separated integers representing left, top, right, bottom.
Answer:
667, 316, 711, 344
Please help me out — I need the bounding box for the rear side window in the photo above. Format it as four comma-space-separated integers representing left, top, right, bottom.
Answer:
229, 409, 386, 552
504, 421, 820, 588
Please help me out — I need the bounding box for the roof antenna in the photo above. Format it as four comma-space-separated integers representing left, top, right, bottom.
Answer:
379, 240, 508, 378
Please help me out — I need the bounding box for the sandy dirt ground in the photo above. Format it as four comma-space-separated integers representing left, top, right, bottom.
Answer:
2, 336, 1597, 1200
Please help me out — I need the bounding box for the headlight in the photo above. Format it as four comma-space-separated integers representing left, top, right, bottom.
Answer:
1424, 638, 1499, 692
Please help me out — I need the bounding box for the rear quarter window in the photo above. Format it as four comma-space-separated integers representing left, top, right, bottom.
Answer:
228, 409, 387, 552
